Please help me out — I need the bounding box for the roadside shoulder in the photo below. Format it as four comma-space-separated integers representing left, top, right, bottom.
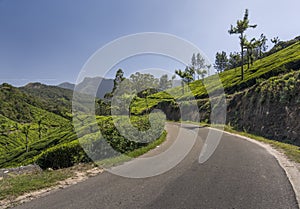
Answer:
210, 127, 300, 209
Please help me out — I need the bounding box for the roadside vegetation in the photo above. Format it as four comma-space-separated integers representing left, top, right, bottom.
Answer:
0, 163, 97, 203
223, 126, 300, 163
0, 7, 299, 205
130, 40, 300, 115
0, 169, 72, 201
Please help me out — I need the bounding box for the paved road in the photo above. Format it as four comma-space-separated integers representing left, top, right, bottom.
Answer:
13, 123, 298, 209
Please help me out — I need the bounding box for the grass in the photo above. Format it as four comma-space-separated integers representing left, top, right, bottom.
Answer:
0, 121, 167, 202
0, 163, 97, 202
221, 125, 300, 164
182, 121, 300, 164
130, 41, 300, 114
0, 169, 72, 201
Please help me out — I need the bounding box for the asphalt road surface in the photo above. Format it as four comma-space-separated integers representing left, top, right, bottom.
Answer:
12, 123, 298, 209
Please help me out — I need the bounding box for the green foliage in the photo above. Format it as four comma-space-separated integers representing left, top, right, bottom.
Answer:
104, 69, 125, 99
228, 9, 257, 80
96, 114, 165, 153
35, 140, 91, 169
265, 36, 300, 57
19, 82, 74, 119
214, 51, 228, 73
35, 114, 165, 169
131, 41, 300, 115
257, 70, 300, 104
228, 52, 242, 69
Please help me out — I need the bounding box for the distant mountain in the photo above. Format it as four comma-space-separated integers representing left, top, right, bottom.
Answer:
19, 82, 74, 119
57, 82, 75, 91
58, 77, 181, 98
58, 77, 114, 98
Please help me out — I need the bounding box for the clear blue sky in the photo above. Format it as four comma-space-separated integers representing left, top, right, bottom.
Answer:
1, 0, 299, 86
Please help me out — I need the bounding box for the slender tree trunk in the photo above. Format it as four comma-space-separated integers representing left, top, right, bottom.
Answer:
259, 47, 262, 58
38, 124, 41, 140
241, 41, 244, 80
145, 97, 149, 114
26, 135, 28, 152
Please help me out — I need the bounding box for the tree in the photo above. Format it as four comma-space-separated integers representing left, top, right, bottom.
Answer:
190, 53, 208, 79
175, 68, 192, 94
228, 52, 242, 70
14, 123, 19, 131
196, 53, 207, 78
130, 72, 159, 95
244, 37, 260, 69
175, 53, 208, 93
271, 36, 280, 46
37, 118, 43, 140
228, 9, 257, 80
96, 99, 110, 116
113, 69, 125, 91
158, 74, 172, 91
214, 51, 228, 73
104, 69, 125, 99
196, 68, 208, 80
171, 74, 176, 87
191, 53, 197, 69
0, 124, 9, 147
258, 34, 268, 57
22, 124, 31, 152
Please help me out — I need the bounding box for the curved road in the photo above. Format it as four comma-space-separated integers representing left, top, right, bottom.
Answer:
12, 123, 298, 209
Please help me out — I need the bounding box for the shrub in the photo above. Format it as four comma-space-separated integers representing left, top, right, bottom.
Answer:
35, 141, 91, 169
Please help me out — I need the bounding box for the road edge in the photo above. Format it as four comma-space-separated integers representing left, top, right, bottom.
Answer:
209, 127, 300, 209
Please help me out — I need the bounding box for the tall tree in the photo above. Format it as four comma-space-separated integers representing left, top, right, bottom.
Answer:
228, 9, 257, 80
130, 72, 159, 95
196, 53, 207, 78
104, 69, 125, 99
214, 51, 228, 73
245, 37, 260, 69
271, 36, 280, 46
37, 118, 43, 140
175, 68, 192, 94
158, 74, 172, 91
113, 69, 125, 91
0, 124, 9, 147
228, 52, 242, 70
22, 124, 30, 152
191, 53, 197, 69
258, 34, 268, 58
196, 68, 208, 80
171, 74, 176, 87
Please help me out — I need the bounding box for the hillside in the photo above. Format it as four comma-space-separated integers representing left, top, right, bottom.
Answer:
0, 83, 77, 167
1, 38, 299, 169
0, 82, 165, 169
19, 83, 74, 119
130, 40, 300, 145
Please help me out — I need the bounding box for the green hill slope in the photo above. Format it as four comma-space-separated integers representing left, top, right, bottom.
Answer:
130, 39, 300, 145
19, 82, 73, 119
0, 84, 76, 168
0, 82, 165, 169
131, 41, 300, 115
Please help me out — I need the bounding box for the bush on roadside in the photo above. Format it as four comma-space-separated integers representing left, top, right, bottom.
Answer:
35, 140, 91, 169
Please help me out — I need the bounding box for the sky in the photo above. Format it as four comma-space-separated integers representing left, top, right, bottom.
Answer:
0, 0, 300, 86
